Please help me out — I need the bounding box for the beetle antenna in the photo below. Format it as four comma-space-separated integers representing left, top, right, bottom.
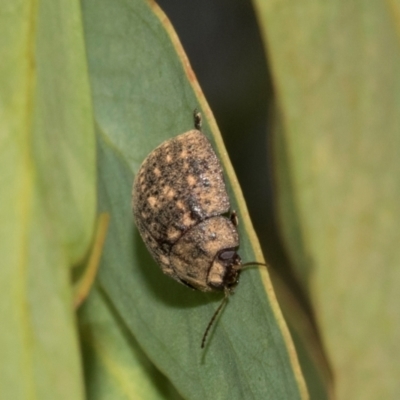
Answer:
193, 109, 202, 130
240, 261, 268, 269
201, 290, 229, 349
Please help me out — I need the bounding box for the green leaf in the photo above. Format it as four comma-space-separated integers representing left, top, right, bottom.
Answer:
269, 111, 333, 400
33, 0, 97, 264
0, 0, 95, 398
81, 0, 308, 398
79, 285, 184, 400
254, 1, 400, 398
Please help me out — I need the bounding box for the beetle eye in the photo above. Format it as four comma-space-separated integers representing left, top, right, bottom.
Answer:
219, 249, 236, 261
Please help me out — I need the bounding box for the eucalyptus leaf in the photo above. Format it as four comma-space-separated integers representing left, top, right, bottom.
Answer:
254, 1, 400, 398
81, 0, 308, 398
79, 285, 184, 400
0, 0, 95, 398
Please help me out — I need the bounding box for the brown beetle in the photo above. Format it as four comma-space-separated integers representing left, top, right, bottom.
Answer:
132, 110, 265, 347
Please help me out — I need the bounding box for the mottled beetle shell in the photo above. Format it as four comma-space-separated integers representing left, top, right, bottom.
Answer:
132, 130, 241, 292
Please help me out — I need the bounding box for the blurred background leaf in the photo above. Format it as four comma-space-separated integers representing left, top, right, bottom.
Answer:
254, 1, 400, 399
0, 0, 95, 399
